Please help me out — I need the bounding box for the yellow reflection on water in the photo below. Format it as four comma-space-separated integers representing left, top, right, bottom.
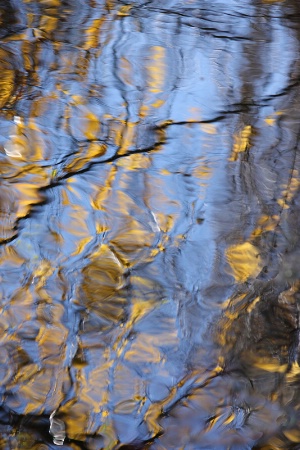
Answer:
226, 242, 262, 283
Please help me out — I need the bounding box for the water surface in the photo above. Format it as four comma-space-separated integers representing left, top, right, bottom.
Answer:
1, 0, 300, 448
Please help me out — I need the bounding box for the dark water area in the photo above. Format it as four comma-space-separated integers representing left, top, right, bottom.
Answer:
1, 0, 300, 448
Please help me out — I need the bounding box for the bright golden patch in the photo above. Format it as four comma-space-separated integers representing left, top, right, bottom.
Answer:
151, 99, 165, 108
0, 69, 14, 108
40, 0, 60, 5
83, 19, 103, 50
229, 125, 252, 161
254, 358, 287, 373
247, 296, 260, 313
84, 111, 100, 140
286, 362, 300, 382
226, 242, 262, 282
265, 117, 275, 126
110, 217, 155, 265
284, 430, 300, 443
117, 5, 132, 16
118, 121, 137, 155
116, 153, 150, 170
40, 15, 57, 34
65, 142, 106, 173
251, 214, 279, 237
277, 198, 289, 209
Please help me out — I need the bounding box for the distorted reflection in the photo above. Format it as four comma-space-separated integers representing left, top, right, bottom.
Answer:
1, 0, 300, 449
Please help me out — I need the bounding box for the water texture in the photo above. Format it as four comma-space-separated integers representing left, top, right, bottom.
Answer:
1, 0, 300, 448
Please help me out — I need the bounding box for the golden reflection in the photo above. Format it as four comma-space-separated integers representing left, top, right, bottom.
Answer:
147, 46, 166, 94
283, 430, 300, 443
110, 215, 156, 265
116, 152, 150, 170
117, 5, 133, 16
226, 242, 262, 283
83, 18, 103, 50
251, 214, 279, 237
91, 165, 118, 210
265, 116, 275, 126
229, 125, 252, 161
83, 111, 100, 140
201, 123, 217, 134
0, 68, 14, 109
286, 362, 300, 382
151, 98, 165, 108
37, 324, 67, 365
246, 295, 260, 313
81, 244, 127, 325
254, 358, 288, 373
117, 121, 137, 155
119, 56, 134, 86
125, 333, 162, 364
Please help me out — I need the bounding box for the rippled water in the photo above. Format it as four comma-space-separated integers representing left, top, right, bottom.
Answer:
1, 0, 300, 448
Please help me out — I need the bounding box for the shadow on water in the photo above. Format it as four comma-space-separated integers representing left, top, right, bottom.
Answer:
1, 0, 300, 448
